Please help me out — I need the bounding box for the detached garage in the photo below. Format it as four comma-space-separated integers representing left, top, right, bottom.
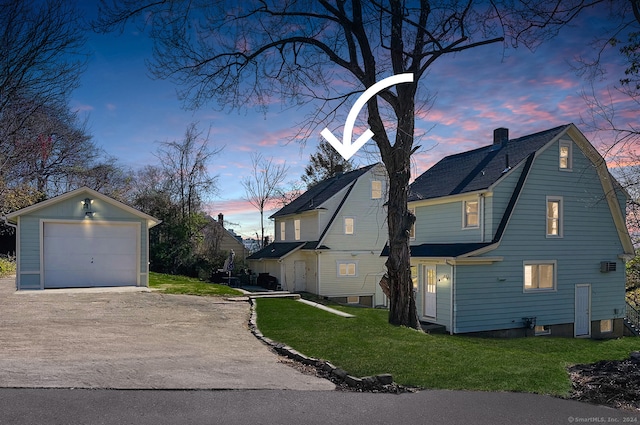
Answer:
5, 187, 160, 290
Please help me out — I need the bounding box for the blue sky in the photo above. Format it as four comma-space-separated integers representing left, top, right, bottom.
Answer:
70, 3, 632, 239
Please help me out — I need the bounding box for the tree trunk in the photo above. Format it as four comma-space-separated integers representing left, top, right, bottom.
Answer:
384, 155, 420, 329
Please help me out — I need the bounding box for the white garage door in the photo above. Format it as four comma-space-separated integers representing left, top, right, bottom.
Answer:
43, 222, 138, 288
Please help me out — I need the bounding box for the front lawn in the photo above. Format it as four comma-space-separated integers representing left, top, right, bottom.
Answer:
149, 272, 244, 297
256, 298, 639, 396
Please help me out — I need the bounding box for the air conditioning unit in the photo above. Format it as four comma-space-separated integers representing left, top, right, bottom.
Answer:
600, 261, 617, 273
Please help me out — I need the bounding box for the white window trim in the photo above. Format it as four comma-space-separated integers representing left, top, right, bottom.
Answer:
344, 217, 355, 235
294, 219, 301, 241
371, 180, 382, 199
462, 199, 479, 229
559, 140, 572, 171
280, 221, 285, 241
546, 196, 563, 238
337, 260, 358, 277
523, 260, 557, 293
409, 207, 416, 240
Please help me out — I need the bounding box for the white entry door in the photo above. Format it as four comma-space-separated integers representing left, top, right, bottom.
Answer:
423, 265, 437, 318
43, 222, 138, 288
294, 260, 306, 292
575, 284, 591, 337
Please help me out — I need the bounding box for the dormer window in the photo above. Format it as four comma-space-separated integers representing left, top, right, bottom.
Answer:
559, 140, 572, 170
280, 221, 285, 241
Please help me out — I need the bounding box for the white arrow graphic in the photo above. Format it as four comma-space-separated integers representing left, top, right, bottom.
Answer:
321, 73, 414, 160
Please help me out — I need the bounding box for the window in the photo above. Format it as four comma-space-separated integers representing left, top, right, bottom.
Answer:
600, 319, 613, 333
409, 208, 416, 239
280, 222, 285, 241
534, 325, 551, 336
559, 140, 572, 170
337, 261, 357, 277
546, 197, 563, 237
411, 265, 418, 291
524, 262, 556, 291
463, 200, 479, 228
371, 180, 382, 199
344, 217, 355, 235
294, 219, 301, 240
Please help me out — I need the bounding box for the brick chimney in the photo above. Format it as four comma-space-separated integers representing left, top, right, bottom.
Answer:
218, 213, 224, 228
493, 128, 509, 146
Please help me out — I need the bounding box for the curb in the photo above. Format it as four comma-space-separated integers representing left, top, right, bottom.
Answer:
248, 298, 408, 393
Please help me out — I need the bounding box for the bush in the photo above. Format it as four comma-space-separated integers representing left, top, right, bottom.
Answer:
0, 255, 16, 277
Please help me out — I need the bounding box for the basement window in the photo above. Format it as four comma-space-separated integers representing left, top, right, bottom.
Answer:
600, 319, 613, 333
534, 325, 551, 336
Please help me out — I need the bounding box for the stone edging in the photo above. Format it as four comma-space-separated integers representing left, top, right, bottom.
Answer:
248, 297, 411, 392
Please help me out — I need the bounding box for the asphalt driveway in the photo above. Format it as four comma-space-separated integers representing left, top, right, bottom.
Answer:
0, 277, 334, 390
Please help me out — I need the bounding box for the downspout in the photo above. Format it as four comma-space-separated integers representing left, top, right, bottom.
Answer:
2, 216, 17, 230
479, 194, 485, 243
447, 259, 456, 335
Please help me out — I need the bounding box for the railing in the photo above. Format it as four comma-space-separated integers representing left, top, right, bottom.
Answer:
626, 301, 640, 335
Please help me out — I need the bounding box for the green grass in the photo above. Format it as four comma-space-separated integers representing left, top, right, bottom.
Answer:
149, 272, 244, 297
256, 298, 640, 396
0, 256, 16, 277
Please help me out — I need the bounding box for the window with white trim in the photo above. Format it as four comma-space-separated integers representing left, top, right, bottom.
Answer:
280, 221, 285, 241
294, 219, 301, 240
463, 200, 479, 228
524, 261, 556, 291
337, 261, 358, 277
344, 217, 354, 235
559, 140, 572, 170
546, 196, 563, 237
409, 207, 416, 239
371, 180, 382, 199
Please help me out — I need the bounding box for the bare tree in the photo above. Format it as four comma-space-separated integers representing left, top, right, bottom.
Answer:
155, 122, 221, 219
0, 0, 87, 137
242, 153, 288, 248
95, 0, 600, 328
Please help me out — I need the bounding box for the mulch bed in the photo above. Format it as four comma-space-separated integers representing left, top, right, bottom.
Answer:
568, 352, 640, 411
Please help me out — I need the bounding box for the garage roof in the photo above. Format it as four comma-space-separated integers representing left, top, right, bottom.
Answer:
5, 186, 161, 228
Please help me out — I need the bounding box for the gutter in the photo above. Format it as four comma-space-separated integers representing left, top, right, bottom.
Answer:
2, 216, 17, 229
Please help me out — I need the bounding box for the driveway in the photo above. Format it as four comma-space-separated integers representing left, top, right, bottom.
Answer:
0, 277, 334, 390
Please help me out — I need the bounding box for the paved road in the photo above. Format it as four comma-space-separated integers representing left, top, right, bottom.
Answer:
0, 388, 638, 425
0, 277, 333, 390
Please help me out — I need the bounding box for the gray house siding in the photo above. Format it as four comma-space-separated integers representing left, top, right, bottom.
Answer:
454, 138, 626, 334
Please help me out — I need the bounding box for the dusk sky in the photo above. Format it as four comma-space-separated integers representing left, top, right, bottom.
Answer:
70, 3, 634, 239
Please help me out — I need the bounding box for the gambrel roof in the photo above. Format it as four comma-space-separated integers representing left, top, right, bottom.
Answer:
271, 163, 378, 218
409, 125, 569, 201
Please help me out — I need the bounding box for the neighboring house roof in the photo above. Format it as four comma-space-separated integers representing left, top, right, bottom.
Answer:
5, 186, 161, 228
270, 163, 379, 218
409, 125, 569, 201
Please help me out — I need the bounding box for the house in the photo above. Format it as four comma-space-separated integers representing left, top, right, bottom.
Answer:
4, 187, 160, 290
204, 213, 248, 262
248, 163, 388, 306
404, 124, 634, 338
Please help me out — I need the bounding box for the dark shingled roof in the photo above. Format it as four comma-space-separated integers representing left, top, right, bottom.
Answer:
246, 241, 327, 260
247, 242, 305, 260
381, 242, 493, 258
409, 125, 569, 201
270, 163, 379, 218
